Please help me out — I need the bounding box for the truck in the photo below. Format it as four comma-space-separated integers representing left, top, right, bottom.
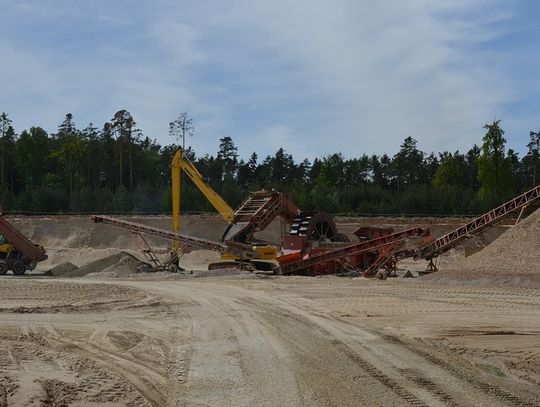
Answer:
0, 212, 47, 275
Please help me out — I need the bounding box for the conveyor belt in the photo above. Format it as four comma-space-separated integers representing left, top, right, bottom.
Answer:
277, 227, 429, 275
420, 184, 540, 260
92, 215, 225, 252
222, 191, 300, 242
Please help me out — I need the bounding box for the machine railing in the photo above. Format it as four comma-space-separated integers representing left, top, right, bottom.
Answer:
223, 192, 301, 242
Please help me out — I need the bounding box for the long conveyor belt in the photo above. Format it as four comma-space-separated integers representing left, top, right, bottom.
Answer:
91, 215, 226, 252
420, 184, 540, 260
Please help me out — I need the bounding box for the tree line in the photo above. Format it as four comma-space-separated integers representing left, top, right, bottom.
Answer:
0, 111, 538, 216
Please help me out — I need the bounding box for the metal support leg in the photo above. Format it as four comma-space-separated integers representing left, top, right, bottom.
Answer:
426, 258, 438, 272
516, 205, 528, 225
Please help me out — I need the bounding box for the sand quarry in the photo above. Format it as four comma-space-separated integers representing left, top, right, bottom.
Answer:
0, 213, 539, 406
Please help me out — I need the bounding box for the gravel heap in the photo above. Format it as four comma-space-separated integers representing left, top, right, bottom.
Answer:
57, 252, 147, 278
47, 262, 79, 277
45, 249, 253, 280
424, 207, 540, 287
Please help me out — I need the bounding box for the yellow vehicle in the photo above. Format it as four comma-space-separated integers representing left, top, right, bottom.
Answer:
171, 148, 234, 251
171, 148, 278, 269
0, 213, 48, 275
0, 236, 30, 275
0, 234, 12, 250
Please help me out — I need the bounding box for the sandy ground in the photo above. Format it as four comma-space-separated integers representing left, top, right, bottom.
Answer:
1, 214, 538, 406
1, 275, 539, 406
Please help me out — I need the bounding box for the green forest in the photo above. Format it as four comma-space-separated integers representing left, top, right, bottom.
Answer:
0, 111, 539, 216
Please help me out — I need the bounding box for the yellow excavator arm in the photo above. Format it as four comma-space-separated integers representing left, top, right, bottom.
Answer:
171, 148, 235, 251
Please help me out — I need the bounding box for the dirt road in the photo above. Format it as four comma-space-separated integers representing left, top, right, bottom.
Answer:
1, 276, 539, 406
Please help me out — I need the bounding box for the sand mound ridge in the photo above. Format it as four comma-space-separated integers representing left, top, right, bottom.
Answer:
179, 249, 220, 271
47, 262, 79, 277
50, 252, 148, 278
46, 249, 248, 279
425, 207, 540, 287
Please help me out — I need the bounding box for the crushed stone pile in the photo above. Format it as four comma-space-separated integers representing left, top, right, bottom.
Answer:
45, 249, 252, 280
46, 262, 79, 277
59, 252, 148, 278
425, 207, 540, 287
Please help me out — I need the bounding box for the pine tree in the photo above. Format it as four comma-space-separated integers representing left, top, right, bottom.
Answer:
0, 113, 13, 193
477, 120, 513, 205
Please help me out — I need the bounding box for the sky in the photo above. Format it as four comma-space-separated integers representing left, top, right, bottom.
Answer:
1, 0, 539, 161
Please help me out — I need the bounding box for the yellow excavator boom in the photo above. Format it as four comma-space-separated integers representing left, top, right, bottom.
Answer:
171, 148, 235, 252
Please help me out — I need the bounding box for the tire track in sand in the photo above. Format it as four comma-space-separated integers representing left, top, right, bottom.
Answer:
44, 325, 167, 406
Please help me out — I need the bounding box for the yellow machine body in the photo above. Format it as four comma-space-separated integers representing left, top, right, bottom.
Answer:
171, 148, 235, 253
0, 233, 14, 256
0, 242, 14, 256
171, 148, 279, 265
221, 245, 278, 261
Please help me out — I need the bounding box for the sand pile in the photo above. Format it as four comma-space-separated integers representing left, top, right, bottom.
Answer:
425, 207, 540, 287
47, 262, 79, 277
53, 252, 148, 278
45, 248, 246, 280
40, 247, 137, 269
179, 250, 221, 271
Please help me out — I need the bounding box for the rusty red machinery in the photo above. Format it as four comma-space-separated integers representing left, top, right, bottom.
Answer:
92, 183, 540, 277
276, 227, 431, 276
221, 190, 302, 243
92, 200, 430, 277
279, 222, 432, 277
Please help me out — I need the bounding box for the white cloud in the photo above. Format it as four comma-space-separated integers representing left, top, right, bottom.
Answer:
223, 0, 512, 156
0, 0, 530, 160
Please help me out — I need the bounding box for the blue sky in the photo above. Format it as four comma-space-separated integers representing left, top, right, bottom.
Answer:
1, 0, 539, 160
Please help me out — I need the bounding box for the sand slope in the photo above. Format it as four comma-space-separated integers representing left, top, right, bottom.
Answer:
425, 207, 540, 287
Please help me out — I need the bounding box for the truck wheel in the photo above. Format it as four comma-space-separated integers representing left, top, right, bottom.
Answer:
12, 262, 26, 276
0, 261, 7, 275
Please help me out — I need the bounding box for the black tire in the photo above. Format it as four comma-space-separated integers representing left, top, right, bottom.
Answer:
0, 261, 7, 275
12, 262, 26, 276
